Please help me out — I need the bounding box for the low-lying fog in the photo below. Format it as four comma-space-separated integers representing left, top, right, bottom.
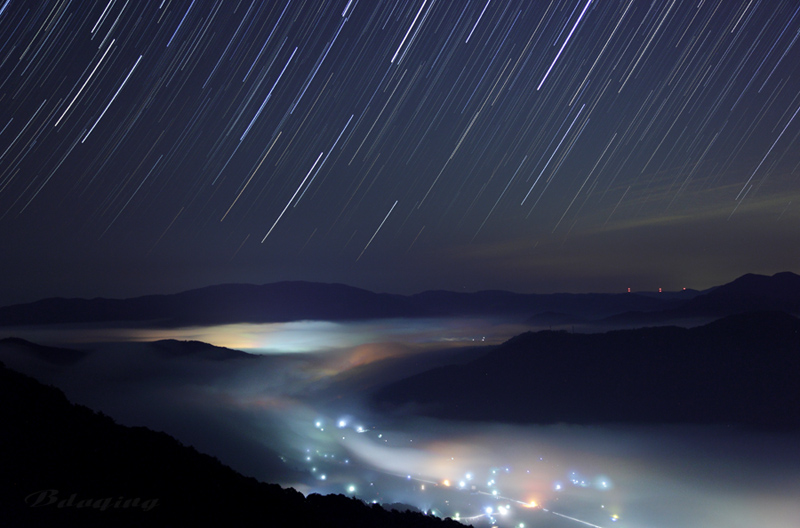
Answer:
2, 318, 799, 528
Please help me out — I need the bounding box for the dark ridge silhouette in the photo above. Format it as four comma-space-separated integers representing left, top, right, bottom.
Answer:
382, 502, 424, 514
373, 311, 800, 429
150, 339, 257, 361
0, 280, 683, 328
679, 271, 800, 314
0, 361, 466, 528
0, 337, 88, 366
0, 282, 420, 327
525, 311, 587, 327
404, 289, 676, 318
626, 288, 704, 300
604, 271, 800, 325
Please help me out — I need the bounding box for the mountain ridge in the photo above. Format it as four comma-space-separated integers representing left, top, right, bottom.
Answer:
373, 311, 800, 429
604, 271, 800, 325
6, 272, 796, 328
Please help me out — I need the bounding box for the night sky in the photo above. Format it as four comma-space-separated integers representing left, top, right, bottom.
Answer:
2, 0, 799, 304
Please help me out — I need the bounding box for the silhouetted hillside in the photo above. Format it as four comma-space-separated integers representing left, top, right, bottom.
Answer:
150, 339, 257, 361
605, 271, 800, 325
679, 271, 800, 315
0, 337, 88, 365
0, 361, 466, 528
0, 281, 681, 328
404, 289, 675, 318
2, 272, 795, 331
0, 282, 420, 327
374, 312, 800, 429
525, 311, 587, 326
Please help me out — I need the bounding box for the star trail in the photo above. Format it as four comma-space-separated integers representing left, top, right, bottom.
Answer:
1, 0, 799, 302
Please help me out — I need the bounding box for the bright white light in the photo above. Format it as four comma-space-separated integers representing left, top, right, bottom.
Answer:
596, 475, 613, 489
338, 419, 347, 428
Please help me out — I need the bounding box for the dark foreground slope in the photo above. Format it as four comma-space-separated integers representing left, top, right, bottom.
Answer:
0, 361, 465, 528
374, 312, 800, 429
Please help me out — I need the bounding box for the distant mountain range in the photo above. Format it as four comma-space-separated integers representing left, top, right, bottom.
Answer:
0, 359, 464, 528
1, 271, 797, 328
605, 271, 800, 325
373, 311, 800, 429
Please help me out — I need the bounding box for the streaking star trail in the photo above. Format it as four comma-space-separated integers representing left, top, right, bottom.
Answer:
1, 0, 799, 302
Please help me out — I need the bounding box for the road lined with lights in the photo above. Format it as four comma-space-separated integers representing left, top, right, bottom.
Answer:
298, 413, 624, 527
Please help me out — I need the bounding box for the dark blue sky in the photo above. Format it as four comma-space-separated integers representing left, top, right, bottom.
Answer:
1, 0, 798, 304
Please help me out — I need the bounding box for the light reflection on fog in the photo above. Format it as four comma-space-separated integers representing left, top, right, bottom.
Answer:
2, 318, 529, 353
1, 318, 799, 528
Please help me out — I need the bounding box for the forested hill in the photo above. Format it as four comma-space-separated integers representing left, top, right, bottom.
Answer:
0, 360, 466, 528
374, 311, 800, 429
